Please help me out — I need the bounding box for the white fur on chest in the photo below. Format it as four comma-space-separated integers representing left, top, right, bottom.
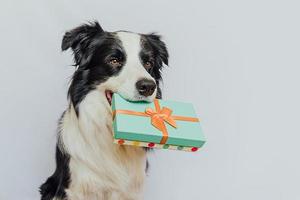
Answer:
60, 90, 147, 200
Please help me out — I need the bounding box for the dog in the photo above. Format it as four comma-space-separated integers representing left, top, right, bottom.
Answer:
39, 21, 168, 200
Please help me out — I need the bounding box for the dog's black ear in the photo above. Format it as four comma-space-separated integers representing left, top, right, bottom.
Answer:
145, 33, 169, 66
61, 21, 104, 67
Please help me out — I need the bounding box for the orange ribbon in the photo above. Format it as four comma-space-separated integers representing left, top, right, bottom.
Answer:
113, 99, 199, 144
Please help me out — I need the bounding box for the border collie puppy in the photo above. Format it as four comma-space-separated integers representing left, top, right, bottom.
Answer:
39, 21, 168, 200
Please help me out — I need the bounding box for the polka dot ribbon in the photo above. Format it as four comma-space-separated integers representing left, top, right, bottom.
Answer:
117, 139, 199, 152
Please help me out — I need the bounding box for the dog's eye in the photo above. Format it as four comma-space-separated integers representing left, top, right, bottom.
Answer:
144, 61, 152, 70
109, 58, 121, 67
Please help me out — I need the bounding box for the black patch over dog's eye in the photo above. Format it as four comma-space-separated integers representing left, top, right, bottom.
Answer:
61, 21, 126, 115
140, 34, 169, 80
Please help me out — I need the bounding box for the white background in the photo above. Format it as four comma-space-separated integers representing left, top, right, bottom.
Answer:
1, 0, 300, 199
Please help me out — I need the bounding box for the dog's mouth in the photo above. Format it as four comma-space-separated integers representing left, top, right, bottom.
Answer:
105, 90, 113, 105
105, 90, 155, 105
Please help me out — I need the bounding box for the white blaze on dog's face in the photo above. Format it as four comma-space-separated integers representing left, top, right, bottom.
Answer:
61, 22, 168, 112
102, 32, 157, 103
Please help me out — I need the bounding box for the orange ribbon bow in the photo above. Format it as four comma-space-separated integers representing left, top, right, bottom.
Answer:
113, 99, 199, 144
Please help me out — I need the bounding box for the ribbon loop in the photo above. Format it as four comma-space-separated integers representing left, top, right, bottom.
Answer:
145, 104, 177, 132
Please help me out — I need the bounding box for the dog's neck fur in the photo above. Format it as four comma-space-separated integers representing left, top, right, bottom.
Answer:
60, 88, 147, 199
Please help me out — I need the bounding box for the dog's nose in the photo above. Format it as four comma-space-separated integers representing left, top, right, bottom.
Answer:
136, 79, 156, 97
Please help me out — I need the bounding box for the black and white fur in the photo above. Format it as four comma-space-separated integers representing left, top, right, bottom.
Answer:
40, 21, 168, 200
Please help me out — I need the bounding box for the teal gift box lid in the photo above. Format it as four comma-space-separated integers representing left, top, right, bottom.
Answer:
112, 94, 206, 151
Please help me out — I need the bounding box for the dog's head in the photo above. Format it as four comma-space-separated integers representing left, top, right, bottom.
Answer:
62, 21, 168, 113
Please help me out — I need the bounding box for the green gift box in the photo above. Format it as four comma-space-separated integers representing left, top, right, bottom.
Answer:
112, 94, 206, 152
